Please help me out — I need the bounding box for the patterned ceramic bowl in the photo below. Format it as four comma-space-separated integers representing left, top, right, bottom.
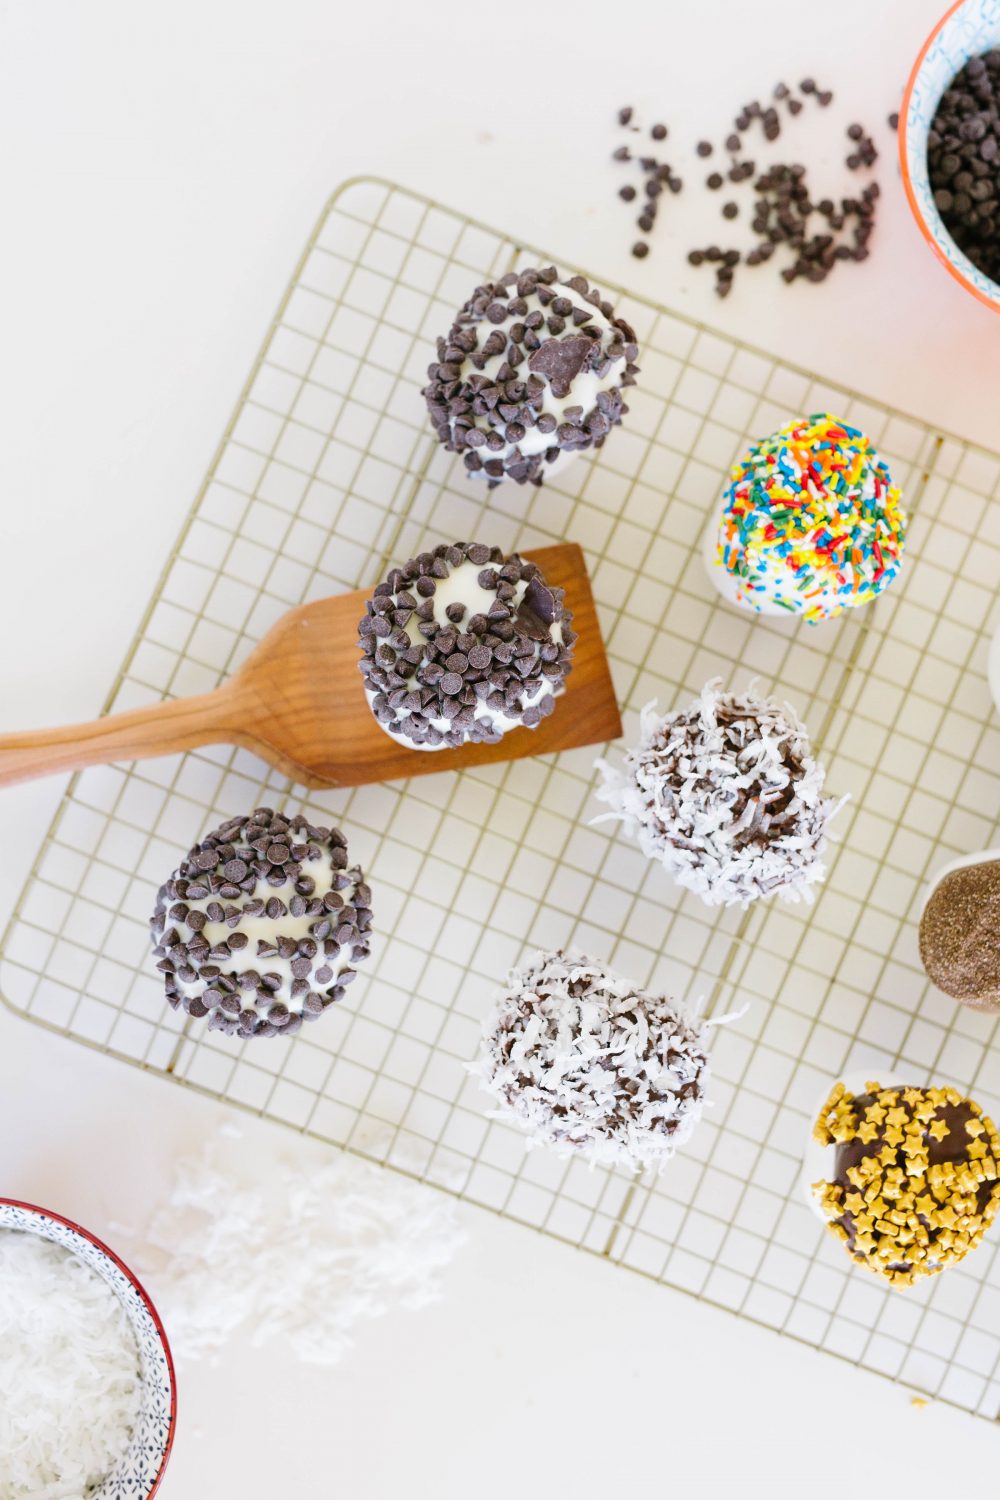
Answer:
0, 1199, 176, 1498
900, 0, 1000, 309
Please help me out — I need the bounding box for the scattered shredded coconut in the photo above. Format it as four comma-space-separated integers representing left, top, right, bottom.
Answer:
472, 948, 714, 1170
594, 679, 843, 908
129, 1133, 464, 1365
0, 1231, 141, 1499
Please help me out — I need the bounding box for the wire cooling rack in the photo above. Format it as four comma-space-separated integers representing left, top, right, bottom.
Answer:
3, 176, 1000, 1418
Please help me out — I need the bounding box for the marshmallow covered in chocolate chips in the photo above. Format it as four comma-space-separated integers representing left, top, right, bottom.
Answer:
357, 541, 575, 750
423, 266, 639, 485
150, 808, 373, 1038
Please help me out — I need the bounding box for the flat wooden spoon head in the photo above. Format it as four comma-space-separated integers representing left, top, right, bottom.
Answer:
233, 542, 621, 786
0, 543, 621, 791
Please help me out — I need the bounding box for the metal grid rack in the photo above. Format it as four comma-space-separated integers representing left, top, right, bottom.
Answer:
3, 176, 1000, 1418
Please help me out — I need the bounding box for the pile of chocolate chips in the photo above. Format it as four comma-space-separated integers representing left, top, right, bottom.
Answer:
928, 50, 1000, 283
614, 80, 883, 295
357, 542, 575, 749
150, 808, 372, 1038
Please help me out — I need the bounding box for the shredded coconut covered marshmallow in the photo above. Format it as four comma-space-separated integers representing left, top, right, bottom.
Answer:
594, 680, 842, 908
473, 949, 711, 1170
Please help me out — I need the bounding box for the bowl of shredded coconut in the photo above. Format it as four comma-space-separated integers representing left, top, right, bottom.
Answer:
0, 1199, 176, 1500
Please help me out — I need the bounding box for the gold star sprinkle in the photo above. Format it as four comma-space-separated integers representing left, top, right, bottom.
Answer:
811, 1083, 1000, 1287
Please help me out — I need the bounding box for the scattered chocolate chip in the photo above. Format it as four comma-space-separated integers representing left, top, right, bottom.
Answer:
611, 80, 884, 296
651, 123, 667, 140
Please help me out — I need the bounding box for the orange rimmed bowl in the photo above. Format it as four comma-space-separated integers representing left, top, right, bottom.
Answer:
900, 0, 1000, 310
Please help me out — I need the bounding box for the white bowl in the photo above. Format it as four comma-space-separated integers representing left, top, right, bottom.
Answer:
0, 1199, 176, 1498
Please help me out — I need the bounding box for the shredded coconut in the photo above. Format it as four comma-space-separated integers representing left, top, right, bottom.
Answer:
0, 1231, 141, 1499
472, 949, 712, 1170
129, 1133, 464, 1365
594, 679, 843, 908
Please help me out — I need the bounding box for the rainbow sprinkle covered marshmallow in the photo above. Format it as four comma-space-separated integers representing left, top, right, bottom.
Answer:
706, 413, 907, 623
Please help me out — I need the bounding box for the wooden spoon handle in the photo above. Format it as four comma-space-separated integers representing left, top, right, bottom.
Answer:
0, 684, 247, 788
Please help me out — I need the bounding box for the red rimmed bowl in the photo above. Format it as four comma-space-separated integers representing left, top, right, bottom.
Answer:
900, 0, 1000, 309
0, 1199, 176, 1498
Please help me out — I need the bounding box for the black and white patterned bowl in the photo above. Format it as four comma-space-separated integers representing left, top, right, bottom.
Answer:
0, 1198, 176, 1498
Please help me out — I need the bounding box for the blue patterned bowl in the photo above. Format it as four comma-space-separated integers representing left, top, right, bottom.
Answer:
0, 1199, 176, 1498
901, 0, 1000, 309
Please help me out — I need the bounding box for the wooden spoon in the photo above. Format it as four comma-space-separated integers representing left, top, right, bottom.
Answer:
0, 543, 621, 790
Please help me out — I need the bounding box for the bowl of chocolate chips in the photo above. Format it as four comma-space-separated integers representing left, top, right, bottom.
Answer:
901, 0, 1000, 309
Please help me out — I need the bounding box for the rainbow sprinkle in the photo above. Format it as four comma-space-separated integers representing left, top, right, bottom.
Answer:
713, 413, 907, 623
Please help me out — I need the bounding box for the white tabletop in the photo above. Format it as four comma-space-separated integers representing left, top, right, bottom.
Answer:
3, 0, 1000, 1492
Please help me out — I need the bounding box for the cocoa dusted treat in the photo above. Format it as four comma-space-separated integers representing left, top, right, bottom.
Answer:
357, 541, 574, 750
473, 949, 711, 1169
150, 808, 373, 1038
919, 857, 1000, 1012
812, 1081, 1000, 1287
422, 266, 638, 486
